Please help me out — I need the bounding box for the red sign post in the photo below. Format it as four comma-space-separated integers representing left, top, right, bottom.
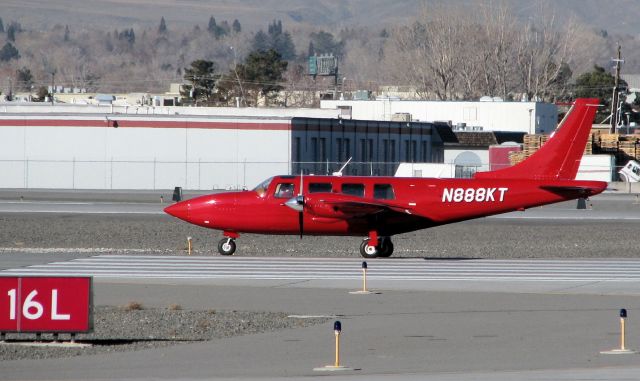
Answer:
0, 277, 93, 333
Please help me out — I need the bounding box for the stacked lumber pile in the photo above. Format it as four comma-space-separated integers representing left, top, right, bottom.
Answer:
522, 134, 549, 157
508, 151, 527, 165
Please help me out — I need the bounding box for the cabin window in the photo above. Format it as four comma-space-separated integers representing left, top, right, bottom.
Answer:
341, 183, 365, 197
253, 177, 273, 197
309, 182, 332, 193
274, 183, 295, 198
374, 184, 395, 200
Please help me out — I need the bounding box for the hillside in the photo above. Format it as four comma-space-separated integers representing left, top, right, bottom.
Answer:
2, 0, 640, 36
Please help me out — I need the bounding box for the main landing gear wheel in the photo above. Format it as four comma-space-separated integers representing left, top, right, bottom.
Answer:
217, 238, 236, 256
359, 237, 394, 259
378, 238, 394, 258
359, 239, 379, 258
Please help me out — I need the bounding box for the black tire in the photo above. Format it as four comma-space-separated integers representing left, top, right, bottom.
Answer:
378, 238, 394, 258
217, 238, 236, 256
359, 239, 379, 259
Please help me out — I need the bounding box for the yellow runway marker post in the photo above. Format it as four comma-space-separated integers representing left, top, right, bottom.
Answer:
350, 261, 373, 295
313, 321, 353, 371
600, 309, 636, 354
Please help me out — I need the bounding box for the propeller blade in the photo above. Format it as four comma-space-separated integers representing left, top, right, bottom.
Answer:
298, 211, 304, 239
298, 171, 304, 239
299, 171, 303, 196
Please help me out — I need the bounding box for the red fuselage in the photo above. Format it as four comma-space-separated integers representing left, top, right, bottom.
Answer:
165, 175, 607, 237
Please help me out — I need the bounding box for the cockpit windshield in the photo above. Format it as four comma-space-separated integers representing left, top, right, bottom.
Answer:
253, 177, 273, 197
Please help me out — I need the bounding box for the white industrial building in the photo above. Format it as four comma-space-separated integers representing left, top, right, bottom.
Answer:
0, 104, 447, 190
321, 99, 558, 134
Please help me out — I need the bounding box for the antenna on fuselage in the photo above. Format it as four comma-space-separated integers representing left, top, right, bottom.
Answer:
332, 157, 352, 177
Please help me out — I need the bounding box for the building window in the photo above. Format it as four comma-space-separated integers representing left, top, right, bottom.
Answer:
389, 140, 396, 162
319, 138, 327, 162
421, 141, 428, 162
294, 137, 301, 162
311, 137, 318, 161
411, 140, 417, 162
344, 138, 351, 160
383, 139, 389, 162
404, 140, 410, 162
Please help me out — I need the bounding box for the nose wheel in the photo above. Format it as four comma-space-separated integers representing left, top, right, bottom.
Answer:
217, 238, 236, 256
359, 237, 394, 258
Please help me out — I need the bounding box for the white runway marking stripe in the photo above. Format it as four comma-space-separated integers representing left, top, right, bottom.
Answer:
4, 256, 640, 282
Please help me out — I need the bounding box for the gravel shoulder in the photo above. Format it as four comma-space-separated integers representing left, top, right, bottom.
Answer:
1, 213, 640, 259
0, 305, 328, 361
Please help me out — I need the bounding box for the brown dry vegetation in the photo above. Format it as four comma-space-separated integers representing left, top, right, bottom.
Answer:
0, 0, 638, 100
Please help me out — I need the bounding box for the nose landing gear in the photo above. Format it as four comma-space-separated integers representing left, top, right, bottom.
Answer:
217, 238, 236, 255
359, 236, 394, 258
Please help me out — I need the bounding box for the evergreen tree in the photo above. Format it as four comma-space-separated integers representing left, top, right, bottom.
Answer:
276, 31, 295, 60
232, 19, 241, 33
34, 86, 49, 102
158, 17, 167, 34
0, 42, 20, 61
16, 67, 33, 91
207, 16, 217, 34
0, 18, 4, 34
251, 20, 295, 60
64, 25, 70, 42
307, 41, 315, 57
181, 59, 221, 105
238, 49, 288, 105
252, 30, 269, 51
574, 65, 628, 121
220, 20, 230, 34
7, 23, 16, 42
207, 16, 227, 39
309, 31, 344, 57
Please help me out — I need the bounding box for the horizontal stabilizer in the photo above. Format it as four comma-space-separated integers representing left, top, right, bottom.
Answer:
540, 181, 607, 197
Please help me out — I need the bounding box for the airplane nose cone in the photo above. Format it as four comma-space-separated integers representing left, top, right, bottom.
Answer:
164, 202, 189, 221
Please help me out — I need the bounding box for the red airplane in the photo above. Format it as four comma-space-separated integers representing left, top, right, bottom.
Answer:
165, 98, 606, 258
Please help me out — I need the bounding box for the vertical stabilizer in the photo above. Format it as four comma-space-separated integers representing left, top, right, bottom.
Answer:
474, 98, 599, 180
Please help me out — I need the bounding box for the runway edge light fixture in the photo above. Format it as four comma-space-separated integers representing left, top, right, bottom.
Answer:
349, 261, 374, 295
600, 308, 637, 354
313, 320, 353, 371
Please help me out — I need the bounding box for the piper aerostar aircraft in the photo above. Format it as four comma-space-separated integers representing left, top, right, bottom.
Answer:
165, 98, 606, 258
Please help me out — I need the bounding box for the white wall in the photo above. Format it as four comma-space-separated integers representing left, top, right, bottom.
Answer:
0, 117, 290, 190
321, 100, 557, 134
0, 102, 341, 119
444, 149, 490, 172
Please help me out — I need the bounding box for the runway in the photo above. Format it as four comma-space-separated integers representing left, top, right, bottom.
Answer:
5, 255, 640, 282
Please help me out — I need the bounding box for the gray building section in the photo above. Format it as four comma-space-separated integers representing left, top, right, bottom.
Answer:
291, 118, 445, 176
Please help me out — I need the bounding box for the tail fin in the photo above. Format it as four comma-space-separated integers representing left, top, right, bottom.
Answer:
475, 98, 600, 180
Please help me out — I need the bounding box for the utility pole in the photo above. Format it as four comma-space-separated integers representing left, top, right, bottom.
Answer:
610, 45, 624, 134
50, 71, 55, 106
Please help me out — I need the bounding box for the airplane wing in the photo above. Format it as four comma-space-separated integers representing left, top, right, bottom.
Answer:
304, 193, 413, 219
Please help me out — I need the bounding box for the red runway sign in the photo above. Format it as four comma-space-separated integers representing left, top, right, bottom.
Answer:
0, 277, 93, 333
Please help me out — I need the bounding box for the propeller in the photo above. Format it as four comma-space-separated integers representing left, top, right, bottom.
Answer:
284, 172, 305, 238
